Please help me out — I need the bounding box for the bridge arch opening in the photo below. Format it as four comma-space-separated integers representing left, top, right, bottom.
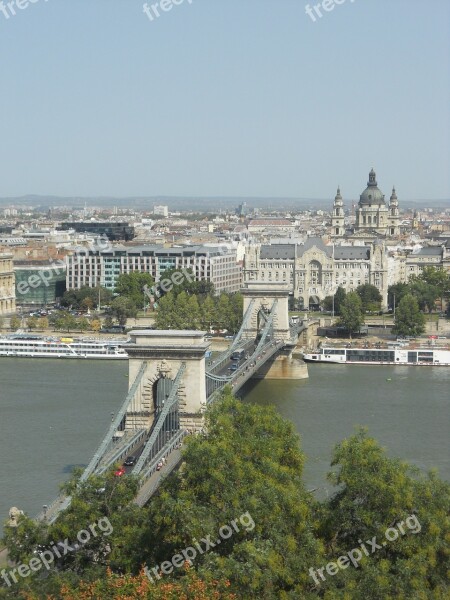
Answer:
152, 375, 179, 434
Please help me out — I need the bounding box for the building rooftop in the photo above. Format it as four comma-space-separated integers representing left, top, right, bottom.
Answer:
413, 247, 443, 256
260, 245, 295, 259
334, 247, 371, 260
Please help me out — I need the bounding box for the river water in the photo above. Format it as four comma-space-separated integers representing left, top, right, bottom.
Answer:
0, 360, 449, 531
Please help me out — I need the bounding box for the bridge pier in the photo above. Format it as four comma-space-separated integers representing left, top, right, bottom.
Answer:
251, 349, 309, 380
126, 331, 210, 432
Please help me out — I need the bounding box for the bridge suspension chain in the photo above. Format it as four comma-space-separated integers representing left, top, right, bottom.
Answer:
79, 361, 148, 483
207, 299, 255, 375
132, 362, 186, 475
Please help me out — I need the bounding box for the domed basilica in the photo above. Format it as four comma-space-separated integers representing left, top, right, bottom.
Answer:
331, 168, 400, 238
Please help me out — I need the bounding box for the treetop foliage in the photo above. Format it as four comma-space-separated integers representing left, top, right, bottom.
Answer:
2, 389, 449, 599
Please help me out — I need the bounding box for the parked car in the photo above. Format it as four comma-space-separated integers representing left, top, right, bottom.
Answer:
114, 467, 126, 477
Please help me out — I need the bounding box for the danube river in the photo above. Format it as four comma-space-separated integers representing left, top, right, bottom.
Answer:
0, 359, 449, 530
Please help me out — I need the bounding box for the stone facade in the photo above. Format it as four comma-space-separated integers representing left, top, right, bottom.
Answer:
244, 238, 389, 309
125, 330, 210, 431
405, 245, 449, 278
354, 169, 400, 237
331, 187, 345, 237
241, 282, 291, 342
330, 169, 400, 239
0, 253, 16, 315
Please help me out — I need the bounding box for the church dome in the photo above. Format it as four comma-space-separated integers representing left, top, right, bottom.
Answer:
359, 168, 385, 206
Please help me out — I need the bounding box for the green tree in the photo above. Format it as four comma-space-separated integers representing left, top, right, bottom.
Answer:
338, 291, 364, 336
114, 272, 154, 308
10, 315, 21, 330
333, 286, 347, 316
27, 316, 38, 331
80, 296, 94, 312
37, 316, 49, 330
410, 267, 450, 313
57, 313, 78, 333
90, 319, 102, 332
200, 295, 217, 331
187, 294, 201, 329
321, 295, 334, 312
132, 390, 323, 598
174, 291, 193, 328
408, 278, 439, 313
155, 293, 177, 329
77, 317, 90, 332
215, 293, 233, 330
110, 297, 137, 326
61, 286, 112, 310
228, 292, 243, 333
320, 429, 450, 599
156, 268, 214, 297
356, 283, 382, 313
103, 315, 114, 329
2, 469, 142, 595
388, 282, 410, 311
392, 293, 426, 336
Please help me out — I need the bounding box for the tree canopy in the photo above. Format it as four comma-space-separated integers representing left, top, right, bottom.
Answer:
109, 296, 138, 326
114, 272, 154, 308
2, 389, 449, 599
356, 284, 382, 313
333, 287, 347, 316
389, 267, 450, 314
156, 292, 243, 333
392, 293, 426, 336
61, 286, 113, 310
155, 268, 215, 298
337, 292, 364, 335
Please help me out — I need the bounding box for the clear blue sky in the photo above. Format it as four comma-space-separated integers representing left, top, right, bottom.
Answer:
1, 0, 449, 201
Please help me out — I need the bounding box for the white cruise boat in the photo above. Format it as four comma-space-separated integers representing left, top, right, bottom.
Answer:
0, 334, 129, 359
303, 345, 450, 366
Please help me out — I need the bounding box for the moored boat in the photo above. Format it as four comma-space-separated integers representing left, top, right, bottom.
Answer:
0, 334, 129, 359
303, 345, 450, 366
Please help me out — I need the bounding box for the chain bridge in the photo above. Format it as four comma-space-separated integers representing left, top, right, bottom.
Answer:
38, 284, 316, 522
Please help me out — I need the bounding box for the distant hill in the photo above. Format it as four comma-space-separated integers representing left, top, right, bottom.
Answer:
0, 195, 449, 211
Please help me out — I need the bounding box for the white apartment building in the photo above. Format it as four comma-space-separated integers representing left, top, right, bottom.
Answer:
66, 245, 242, 294
153, 205, 169, 217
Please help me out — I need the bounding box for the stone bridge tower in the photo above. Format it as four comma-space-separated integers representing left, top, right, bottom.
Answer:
241, 282, 291, 342
125, 330, 210, 432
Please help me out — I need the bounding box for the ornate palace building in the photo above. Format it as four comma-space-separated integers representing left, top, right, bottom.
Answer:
244, 238, 388, 310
